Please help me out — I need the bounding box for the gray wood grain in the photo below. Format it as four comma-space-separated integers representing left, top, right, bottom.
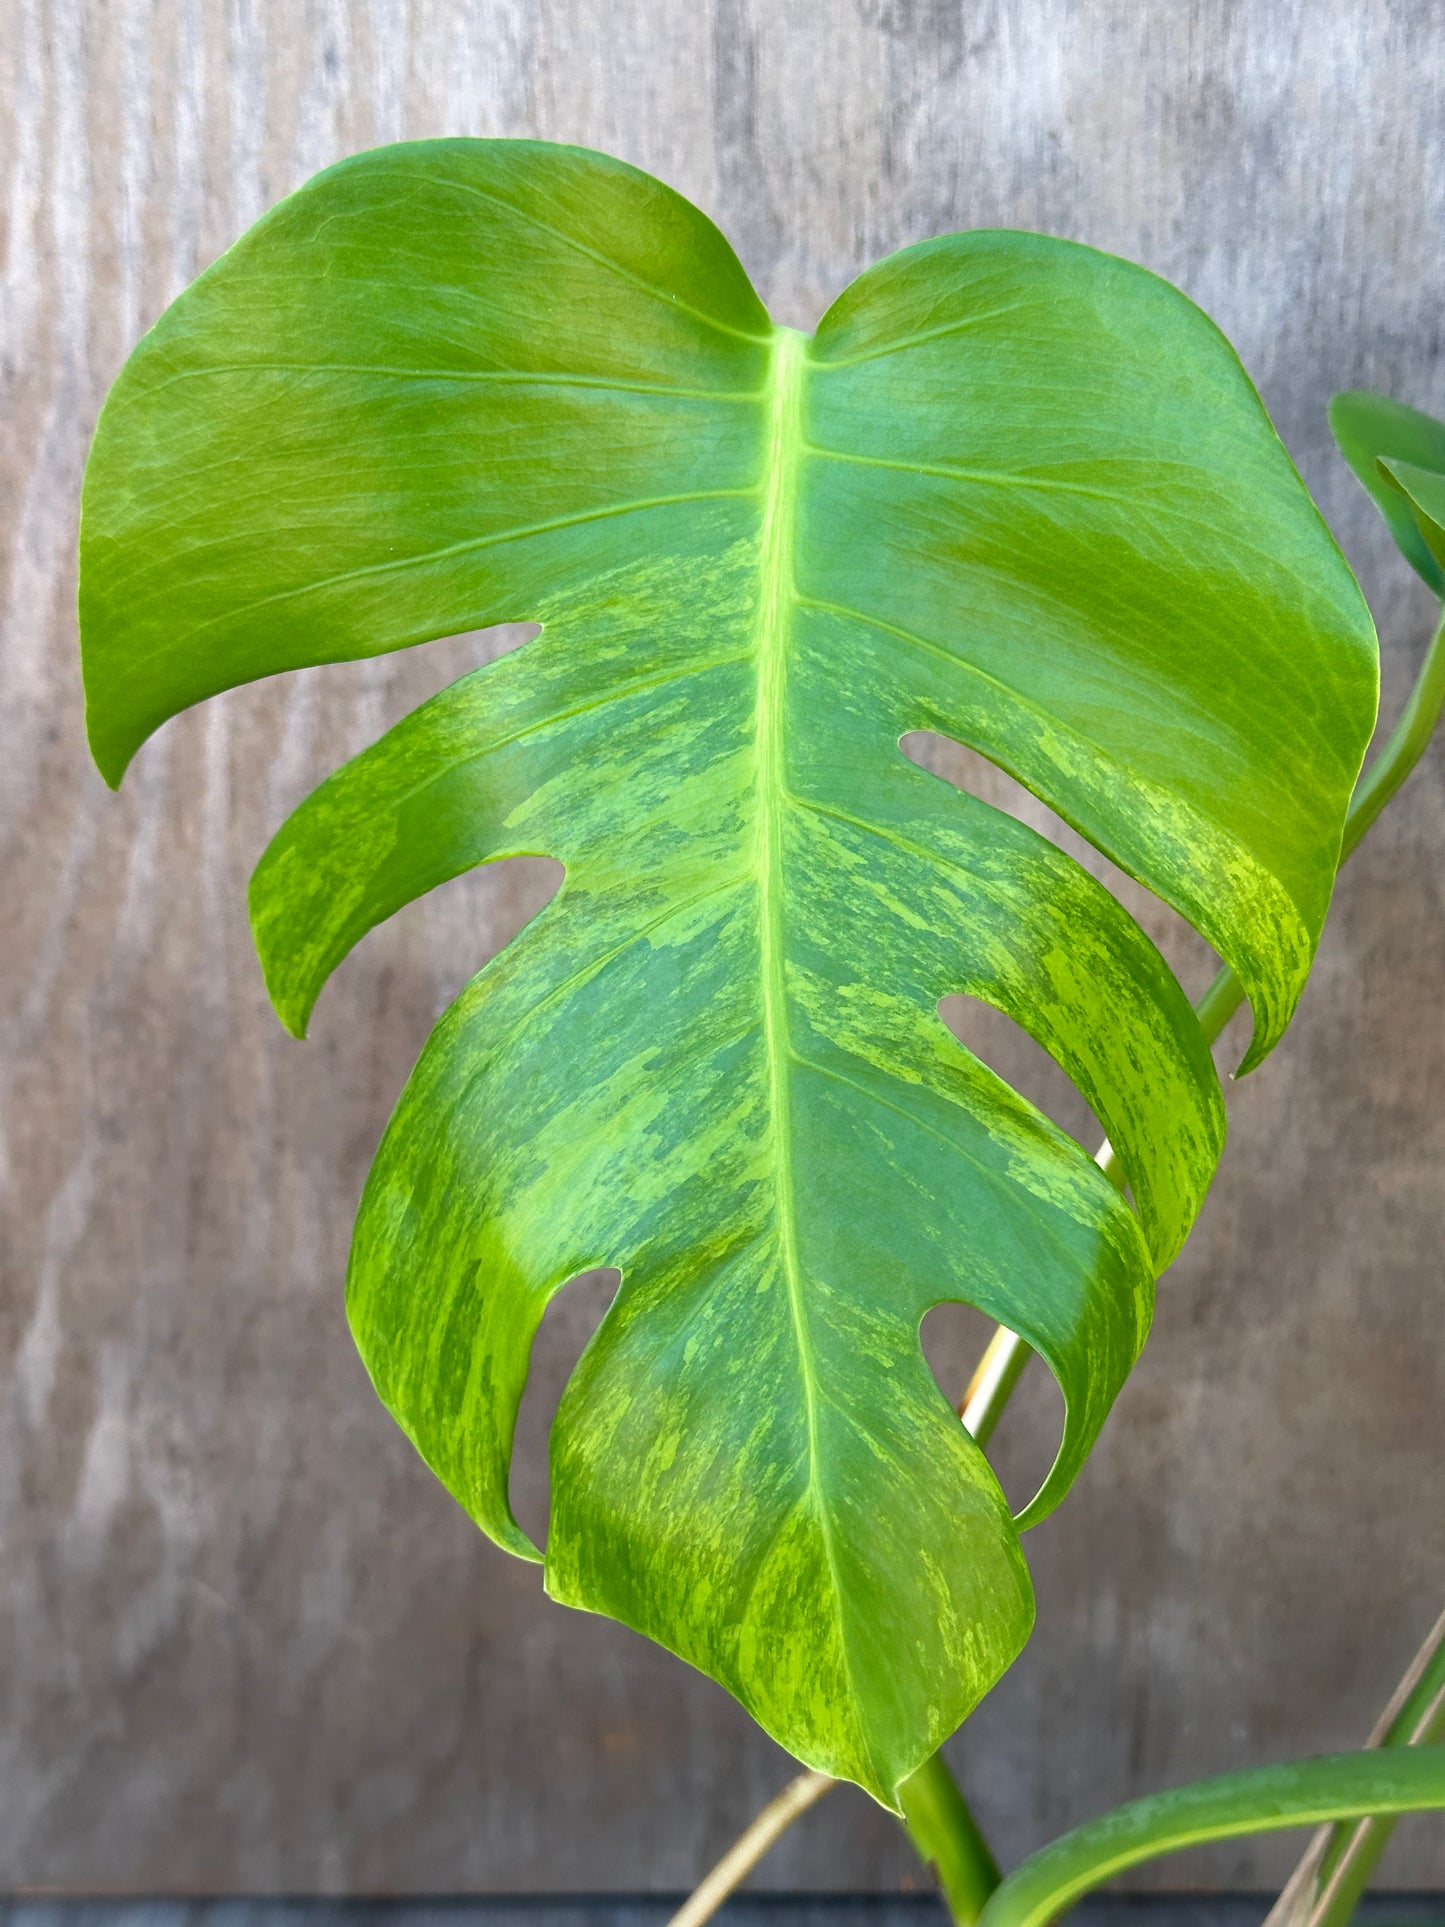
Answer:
1, 0, 1442, 1896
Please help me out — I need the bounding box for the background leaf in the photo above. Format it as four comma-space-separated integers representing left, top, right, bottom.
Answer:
1328, 389, 1445, 594
79, 140, 1377, 1802
1385, 460, 1445, 576
977, 1747, 1445, 1927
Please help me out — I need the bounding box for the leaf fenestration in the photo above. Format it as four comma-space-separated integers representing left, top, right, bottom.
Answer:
79, 140, 1378, 1803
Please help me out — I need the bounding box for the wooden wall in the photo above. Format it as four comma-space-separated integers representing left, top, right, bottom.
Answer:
2, 0, 1442, 1896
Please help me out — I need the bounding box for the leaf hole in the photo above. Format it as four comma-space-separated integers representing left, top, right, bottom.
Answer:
939, 992, 1113, 1170
919, 1299, 1000, 1412
414, 617, 542, 694
986, 1348, 1067, 1518
418, 850, 565, 995
900, 729, 1222, 1002
309, 855, 565, 1076
508, 1266, 621, 1550
243, 622, 544, 827
918, 1303, 1068, 1516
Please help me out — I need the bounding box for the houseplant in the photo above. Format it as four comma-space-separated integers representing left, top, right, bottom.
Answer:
77, 139, 1445, 1922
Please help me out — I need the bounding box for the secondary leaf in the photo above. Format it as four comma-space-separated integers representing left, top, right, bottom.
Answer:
1328, 389, 1445, 594
1386, 459, 1445, 575
976, 1747, 1445, 1927
79, 140, 1377, 1803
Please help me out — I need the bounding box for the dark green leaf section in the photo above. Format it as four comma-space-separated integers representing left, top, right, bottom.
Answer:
1328, 389, 1445, 594
79, 141, 1378, 1802
977, 1747, 1445, 1927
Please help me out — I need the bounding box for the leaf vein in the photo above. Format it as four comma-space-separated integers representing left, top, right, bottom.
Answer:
133, 362, 764, 403
162, 490, 757, 649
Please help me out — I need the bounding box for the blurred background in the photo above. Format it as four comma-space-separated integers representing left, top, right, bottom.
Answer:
1, 0, 1443, 1905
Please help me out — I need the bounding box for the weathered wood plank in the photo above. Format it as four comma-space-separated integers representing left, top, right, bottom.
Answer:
1, 0, 1442, 1895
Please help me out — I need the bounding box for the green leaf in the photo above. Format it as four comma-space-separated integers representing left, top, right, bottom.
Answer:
1328, 389, 1445, 595
1385, 460, 1445, 575
78, 140, 1377, 1804
977, 1747, 1445, 1927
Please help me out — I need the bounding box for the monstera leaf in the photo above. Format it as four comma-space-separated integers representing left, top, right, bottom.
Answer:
1329, 390, 1445, 594
80, 140, 1377, 1804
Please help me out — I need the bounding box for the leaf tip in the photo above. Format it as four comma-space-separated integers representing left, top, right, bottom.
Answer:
257, 956, 318, 1042
82, 697, 135, 792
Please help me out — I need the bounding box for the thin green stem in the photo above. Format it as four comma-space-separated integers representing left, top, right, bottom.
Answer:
900, 605, 1445, 1920
899, 1750, 1003, 1926
1192, 964, 1249, 1047
1342, 605, 1445, 860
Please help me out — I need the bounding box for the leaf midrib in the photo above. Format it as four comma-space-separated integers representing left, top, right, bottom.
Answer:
755, 327, 805, 1355
756, 326, 870, 1763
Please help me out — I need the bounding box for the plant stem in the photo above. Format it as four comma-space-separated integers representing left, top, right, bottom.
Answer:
662, 1769, 836, 1927
960, 1324, 1033, 1447
1341, 604, 1445, 862
898, 1750, 1004, 1926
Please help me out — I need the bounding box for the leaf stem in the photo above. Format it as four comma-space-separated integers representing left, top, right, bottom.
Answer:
898, 1750, 1004, 1926
1341, 603, 1445, 861
661, 1770, 836, 1927
960, 1325, 1033, 1448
